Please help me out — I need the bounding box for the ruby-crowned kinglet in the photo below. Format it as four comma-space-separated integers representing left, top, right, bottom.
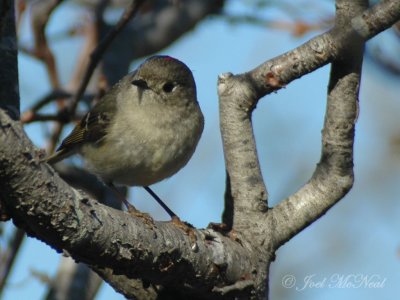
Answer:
46, 55, 204, 219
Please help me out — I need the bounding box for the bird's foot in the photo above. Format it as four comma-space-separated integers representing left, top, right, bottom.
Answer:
207, 222, 242, 245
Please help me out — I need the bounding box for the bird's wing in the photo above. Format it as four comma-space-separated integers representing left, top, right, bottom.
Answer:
45, 94, 117, 164
62, 108, 113, 147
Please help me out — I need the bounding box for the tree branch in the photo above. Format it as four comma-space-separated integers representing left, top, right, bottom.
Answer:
100, 0, 224, 85
44, 257, 103, 300
0, 0, 20, 119
217, 0, 400, 235
68, 0, 145, 115
218, 73, 268, 233
0, 228, 24, 297
44, 164, 124, 300
0, 111, 257, 299
30, 0, 64, 88
270, 0, 368, 248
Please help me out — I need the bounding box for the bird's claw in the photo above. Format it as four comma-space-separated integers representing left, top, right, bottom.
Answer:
207, 222, 242, 245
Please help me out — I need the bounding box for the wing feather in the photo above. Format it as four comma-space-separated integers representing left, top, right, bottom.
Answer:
45, 93, 117, 164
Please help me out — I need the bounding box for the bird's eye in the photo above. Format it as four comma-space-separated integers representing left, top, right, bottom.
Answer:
162, 82, 175, 93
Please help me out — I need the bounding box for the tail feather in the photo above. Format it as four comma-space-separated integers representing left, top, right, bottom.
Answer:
43, 148, 76, 165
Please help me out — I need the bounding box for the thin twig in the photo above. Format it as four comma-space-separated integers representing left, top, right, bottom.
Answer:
68, 0, 146, 115
31, 90, 72, 112
30, 0, 64, 88
21, 112, 84, 124
20, 90, 96, 123
0, 229, 25, 297
47, 122, 64, 153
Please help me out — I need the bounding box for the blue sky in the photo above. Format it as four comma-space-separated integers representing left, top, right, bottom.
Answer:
2, 1, 400, 299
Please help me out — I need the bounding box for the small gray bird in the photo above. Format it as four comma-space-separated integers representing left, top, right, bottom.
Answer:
46, 55, 204, 223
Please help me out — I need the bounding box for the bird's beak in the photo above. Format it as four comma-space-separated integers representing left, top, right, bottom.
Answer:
131, 79, 149, 90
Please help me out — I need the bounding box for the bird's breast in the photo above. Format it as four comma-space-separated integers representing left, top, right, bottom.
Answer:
81, 103, 203, 187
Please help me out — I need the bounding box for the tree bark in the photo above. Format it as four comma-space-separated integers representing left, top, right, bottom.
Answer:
0, 0, 19, 119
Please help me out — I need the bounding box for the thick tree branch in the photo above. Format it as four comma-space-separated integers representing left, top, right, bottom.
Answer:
218, 74, 268, 233
44, 164, 123, 300
270, 0, 367, 248
217, 0, 400, 234
0, 112, 258, 299
0, 3, 22, 296
0, 0, 19, 118
248, 0, 400, 97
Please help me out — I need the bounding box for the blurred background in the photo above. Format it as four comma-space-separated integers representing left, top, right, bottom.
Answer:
1, 0, 399, 299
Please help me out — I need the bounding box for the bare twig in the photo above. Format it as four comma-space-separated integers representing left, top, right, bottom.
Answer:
68, 0, 146, 115
27, 0, 68, 153
223, 14, 332, 37
67, 16, 101, 93
0, 229, 25, 297
19, 89, 98, 124
271, 0, 368, 248
31, 90, 72, 112
20, 90, 72, 124
218, 0, 400, 235
30, 0, 64, 88
21, 112, 84, 124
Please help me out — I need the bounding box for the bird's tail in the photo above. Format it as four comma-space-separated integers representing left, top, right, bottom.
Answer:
42, 148, 75, 165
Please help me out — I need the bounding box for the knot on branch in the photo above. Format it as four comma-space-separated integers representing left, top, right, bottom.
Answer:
265, 71, 286, 89
218, 72, 259, 114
